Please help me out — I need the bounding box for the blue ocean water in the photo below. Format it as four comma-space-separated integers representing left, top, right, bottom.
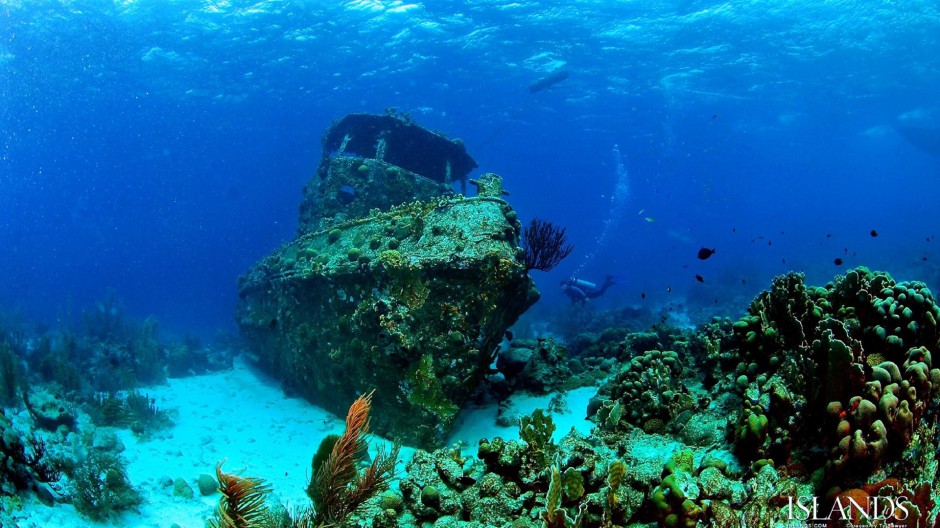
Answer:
2, 0, 939, 336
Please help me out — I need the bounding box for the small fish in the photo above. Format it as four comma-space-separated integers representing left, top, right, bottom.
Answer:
641, 292, 646, 299
697, 247, 716, 260
870, 229, 878, 237
923, 256, 928, 261
644, 217, 655, 223
695, 274, 705, 283
826, 233, 832, 238
638, 209, 645, 215
732, 227, 736, 233
768, 240, 772, 246
666, 286, 672, 293
834, 258, 844, 266
741, 278, 747, 285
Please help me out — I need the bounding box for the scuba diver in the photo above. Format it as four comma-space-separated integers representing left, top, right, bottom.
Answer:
561, 275, 621, 304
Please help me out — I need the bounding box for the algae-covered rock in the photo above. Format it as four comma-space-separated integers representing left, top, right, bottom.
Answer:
23, 387, 76, 432
197, 472, 217, 496
173, 477, 194, 499
500, 337, 573, 394
91, 427, 124, 453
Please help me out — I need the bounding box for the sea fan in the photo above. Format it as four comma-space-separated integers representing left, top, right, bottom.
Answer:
209, 460, 273, 528
308, 390, 399, 524
209, 391, 397, 527
522, 218, 574, 272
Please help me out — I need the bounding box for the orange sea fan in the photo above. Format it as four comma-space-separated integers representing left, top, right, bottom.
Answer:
309, 390, 399, 524
209, 460, 273, 528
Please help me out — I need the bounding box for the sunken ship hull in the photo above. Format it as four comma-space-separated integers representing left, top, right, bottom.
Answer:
236, 114, 538, 448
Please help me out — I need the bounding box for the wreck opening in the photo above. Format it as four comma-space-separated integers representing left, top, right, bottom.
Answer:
299, 113, 482, 233
321, 113, 477, 186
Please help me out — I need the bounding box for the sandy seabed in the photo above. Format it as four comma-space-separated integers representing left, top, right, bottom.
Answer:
10, 358, 597, 528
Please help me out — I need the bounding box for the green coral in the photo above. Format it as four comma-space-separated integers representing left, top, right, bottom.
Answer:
309, 434, 340, 490
86, 391, 171, 438
519, 408, 556, 467
605, 459, 627, 514
542, 463, 586, 528
736, 410, 768, 453
561, 467, 584, 501
378, 249, 404, 268
590, 349, 692, 431
406, 354, 459, 418
727, 266, 940, 489
1, 410, 33, 495
650, 453, 706, 528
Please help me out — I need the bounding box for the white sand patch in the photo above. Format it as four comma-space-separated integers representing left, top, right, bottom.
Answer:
11, 358, 347, 527
448, 386, 598, 454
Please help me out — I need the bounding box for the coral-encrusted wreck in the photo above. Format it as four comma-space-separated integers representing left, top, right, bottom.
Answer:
236, 113, 538, 448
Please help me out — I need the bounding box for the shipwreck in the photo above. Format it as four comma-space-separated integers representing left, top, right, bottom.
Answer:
236, 113, 538, 448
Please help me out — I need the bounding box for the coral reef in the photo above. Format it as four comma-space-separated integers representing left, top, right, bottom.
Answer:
167, 334, 230, 377
20, 293, 230, 398
496, 338, 576, 394
727, 267, 940, 488
3, 247, 939, 527
392, 409, 655, 528
0, 294, 236, 522
380, 267, 940, 527
589, 349, 699, 435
